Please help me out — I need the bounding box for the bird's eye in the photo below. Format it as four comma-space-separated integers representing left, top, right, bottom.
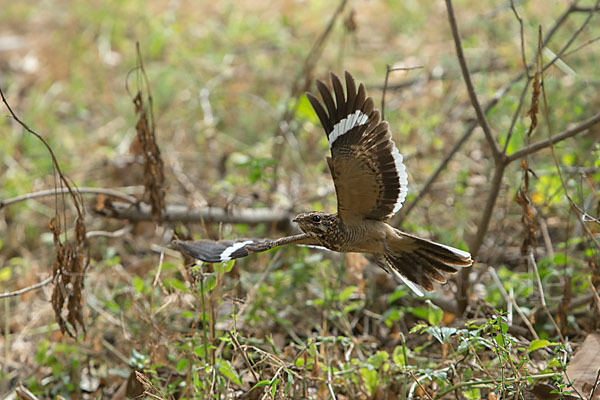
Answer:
312, 215, 321, 223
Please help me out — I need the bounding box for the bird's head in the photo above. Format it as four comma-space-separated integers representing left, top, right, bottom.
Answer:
293, 211, 338, 239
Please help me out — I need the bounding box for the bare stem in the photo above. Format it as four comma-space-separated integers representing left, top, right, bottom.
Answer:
0, 277, 54, 299
1, 186, 138, 209
507, 111, 600, 162
445, 0, 502, 159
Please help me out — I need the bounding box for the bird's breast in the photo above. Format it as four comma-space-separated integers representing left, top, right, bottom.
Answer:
321, 221, 387, 254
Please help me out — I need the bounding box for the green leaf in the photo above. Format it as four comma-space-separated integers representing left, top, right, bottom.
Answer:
462, 387, 481, 400
410, 307, 428, 320
132, 276, 145, 293
528, 339, 551, 353
224, 259, 235, 273
388, 286, 408, 303
367, 351, 389, 369
194, 346, 204, 358
164, 277, 188, 292
296, 94, 320, 124
494, 333, 506, 347
0, 266, 12, 281
426, 326, 458, 344
176, 359, 189, 372
392, 345, 406, 367
203, 274, 217, 292
360, 367, 378, 396
219, 360, 242, 386
410, 323, 428, 334
426, 300, 443, 326
271, 378, 280, 397
338, 285, 357, 302
251, 380, 272, 389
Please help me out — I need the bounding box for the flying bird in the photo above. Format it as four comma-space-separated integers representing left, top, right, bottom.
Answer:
174, 71, 472, 295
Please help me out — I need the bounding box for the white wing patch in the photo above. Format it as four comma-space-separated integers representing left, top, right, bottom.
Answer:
391, 143, 409, 214
328, 110, 369, 148
326, 106, 408, 218
391, 268, 424, 297
436, 243, 471, 260
220, 240, 254, 262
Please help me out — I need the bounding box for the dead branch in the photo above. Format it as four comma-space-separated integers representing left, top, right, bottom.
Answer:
507, 111, 600, 162
381, 64, 422, 120
0, 276, 53, 299
0, 83, 87, 337
0, 186, 138, 209
445, 0, 502, 159
96, 201, 294, 229
402, 0, 594, 220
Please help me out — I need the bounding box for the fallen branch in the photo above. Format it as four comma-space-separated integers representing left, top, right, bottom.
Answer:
0, 276, 53, 299
96, 201, 294, 228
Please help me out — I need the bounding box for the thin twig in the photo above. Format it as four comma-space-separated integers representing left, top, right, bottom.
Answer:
589, 368, 600, 400
502, 79, 530, 155
401, 0, 593, 220
507, 111, 600, 161
0, 186, 138, 208
527, 251, 565, 343
563, 34, 600, 58
588, 277, 600, 315
381, 64, 422, 120
327, 359, 337, 400
510, 0, 529, 78
537, 30, 600, 248
434, 373, 557, 398
0, 276, 53, 299
152, 250, 165, 288
458, 162, 506, 309
541, 0, 600, 76
227, 330, 259, 383
571, 5, 600, 12
85, 225, 133, 239
488, 267, 539, 339
445, 0, 502, 159
408, 370, 435, 400
399, 76, 516, 220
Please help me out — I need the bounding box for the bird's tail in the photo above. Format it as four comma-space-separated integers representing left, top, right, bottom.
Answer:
384, 233, 472, 296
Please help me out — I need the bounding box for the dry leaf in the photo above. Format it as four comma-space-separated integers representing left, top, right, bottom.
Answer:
566, 333, 600, 399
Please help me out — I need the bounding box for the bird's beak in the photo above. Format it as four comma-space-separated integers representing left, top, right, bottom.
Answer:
292, 218, 298, 223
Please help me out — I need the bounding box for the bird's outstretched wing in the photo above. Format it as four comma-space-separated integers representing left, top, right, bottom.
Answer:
306, 71, 408, 223
173, 234, 319, 263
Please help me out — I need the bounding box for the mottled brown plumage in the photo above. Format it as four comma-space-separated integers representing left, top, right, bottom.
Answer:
174, 71, 472, 295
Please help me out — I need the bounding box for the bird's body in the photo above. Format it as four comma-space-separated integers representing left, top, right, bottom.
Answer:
294, 212, 389, 253
175, 71, 473, 295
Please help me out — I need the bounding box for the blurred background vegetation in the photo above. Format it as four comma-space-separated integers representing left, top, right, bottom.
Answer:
1, 0, 599, 398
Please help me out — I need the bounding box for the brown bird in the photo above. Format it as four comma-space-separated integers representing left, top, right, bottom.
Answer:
174, 71, 472, 295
